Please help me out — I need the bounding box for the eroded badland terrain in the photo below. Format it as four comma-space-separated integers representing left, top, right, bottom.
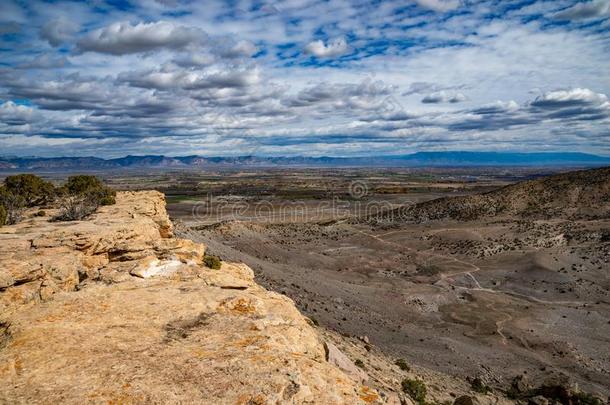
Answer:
160, 167, 610, 400
0, 166, 608, 404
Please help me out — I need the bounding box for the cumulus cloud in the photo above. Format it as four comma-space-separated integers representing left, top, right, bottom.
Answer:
77, 21, 205, 55
304, 37, 349, 58
554, 0, 610, 20
403, 82, 466, 97
20, 53, 69, 69
0, 101, 36, 125
1, 1, 610, 157
366, 89, 609, 133
414, 0, 461, 12
119, 66, 261, 90
530, 88, 610, 120
172, 52, 216, 68
530, 88, 608, 108
7, 77, 109, 110
218, 40, 259, 58
40, 18, 79, 46
422, 91, 466, 103
283, 80, 394, 110
471, 100, 520, 115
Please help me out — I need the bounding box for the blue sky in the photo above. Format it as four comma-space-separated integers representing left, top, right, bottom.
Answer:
0, 0, 609, 157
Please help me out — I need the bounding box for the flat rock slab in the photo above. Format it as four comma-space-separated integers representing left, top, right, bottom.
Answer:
0, 276, 377, 404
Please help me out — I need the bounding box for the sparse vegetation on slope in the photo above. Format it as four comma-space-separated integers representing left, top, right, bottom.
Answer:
395, 358, 410, 371
53, 175, 116, 221
203, 254, 222, 270
0, 204, 6, 227
0, 185, 26, 225
3, 174, 55, 207
0, 174, 116, 224
401, 378, 428, 405
369, 166, 610, 223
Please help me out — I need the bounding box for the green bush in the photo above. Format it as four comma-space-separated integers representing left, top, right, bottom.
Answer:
402, 378, 427, 405
470, 377, 492, 394
63, 175, 104, 194
354, 359, 365, 369
53, 195, 100, 221
4, 174, 55, 207
0, 204, 6, 226
0, 187, 25, 224
571, 391, 604, 405
54, 175, 116, 222
62, 175, 116, 205
395, 358, 410, 371
203, 254, 221, 270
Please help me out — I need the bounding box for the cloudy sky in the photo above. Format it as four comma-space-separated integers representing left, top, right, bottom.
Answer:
0, 0, 609, 157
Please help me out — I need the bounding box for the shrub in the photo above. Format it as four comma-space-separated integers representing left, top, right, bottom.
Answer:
63, 175, 104, 194
395, 358, 410, 371
4, 174, 55, 207
0, 187, 25, 225
203, 254, 221, 270
416, 264, 443, 276
0, 204, 6, 226
35, 210, 46, 217
53, 175, 116, 222
402, 378, 427, 405
470, 377, 492, 394
571, 391, 603, 405
354, 359, 365, 369
62, 175, 116, 205
53, 195, 99, 221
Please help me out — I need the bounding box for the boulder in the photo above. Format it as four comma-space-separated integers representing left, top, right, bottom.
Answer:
324, 341, 369, 383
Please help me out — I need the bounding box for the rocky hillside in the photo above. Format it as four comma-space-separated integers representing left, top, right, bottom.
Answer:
376, 166, 610, 223
0, 191, 382, 404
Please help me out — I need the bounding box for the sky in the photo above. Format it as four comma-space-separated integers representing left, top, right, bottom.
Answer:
0, 0, 609, 158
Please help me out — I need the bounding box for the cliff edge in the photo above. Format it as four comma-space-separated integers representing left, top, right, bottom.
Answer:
0, 191, 379, 404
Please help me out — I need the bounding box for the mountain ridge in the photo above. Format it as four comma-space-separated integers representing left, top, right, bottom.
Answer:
370, 166, 610, 223
1, 151, 609, 170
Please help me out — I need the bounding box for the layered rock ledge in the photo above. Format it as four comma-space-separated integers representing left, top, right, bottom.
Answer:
0, 191, 378, 404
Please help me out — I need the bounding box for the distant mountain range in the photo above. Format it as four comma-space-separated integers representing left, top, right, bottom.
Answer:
1, 152, 609, 170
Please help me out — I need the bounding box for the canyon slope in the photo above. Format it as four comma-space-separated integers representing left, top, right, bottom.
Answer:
376, 166, 610, 223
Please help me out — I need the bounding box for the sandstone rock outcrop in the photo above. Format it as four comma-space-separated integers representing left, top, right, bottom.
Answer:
0, 191, 379, 404
0, 191, 202, 314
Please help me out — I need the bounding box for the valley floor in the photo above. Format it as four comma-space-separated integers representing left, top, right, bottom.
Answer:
165, 171, 609, 399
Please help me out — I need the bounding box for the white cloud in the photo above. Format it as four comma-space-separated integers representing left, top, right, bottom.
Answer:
1, 1, 610, 157
77, 21, 205, 55
119, 66, 261, 90
304, 37, 349, 58
218, 39, 258, 58
422, 91, 466, 103
172, 52, 216, 67
531, 88, 609, 107
554, 0, 610, 20
40, 18, 79, 46
20, 53, 69, 69
0, 101, 36, 124
414, 0, 461, 12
